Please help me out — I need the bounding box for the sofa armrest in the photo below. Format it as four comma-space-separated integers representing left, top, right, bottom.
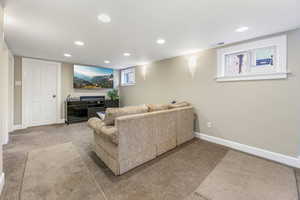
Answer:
87, 117, 105, 130
88, 117, 119, 144
100, 126, 118, 144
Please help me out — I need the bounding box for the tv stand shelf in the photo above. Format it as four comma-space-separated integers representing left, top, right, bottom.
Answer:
65, 96, 119, 124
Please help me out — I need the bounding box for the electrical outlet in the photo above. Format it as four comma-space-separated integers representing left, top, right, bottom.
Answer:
207, 122, 212, 128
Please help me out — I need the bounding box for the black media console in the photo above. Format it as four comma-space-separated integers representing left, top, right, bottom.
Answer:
65, 96, 119, 124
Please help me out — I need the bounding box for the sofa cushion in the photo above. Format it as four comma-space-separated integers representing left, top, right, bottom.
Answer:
147, 104, 170, 112
104, 104, 149, 125
169, 101, 190, 109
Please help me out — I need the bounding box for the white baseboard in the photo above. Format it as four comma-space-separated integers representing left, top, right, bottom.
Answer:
13, 124, 23, 131
0, 173, 5, 196
13, 120, 66, 132
194, 132, 300, 168
57, 119, 66, 124
2, 134, 9, 145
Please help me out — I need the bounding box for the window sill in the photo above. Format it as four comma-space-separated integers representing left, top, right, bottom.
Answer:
121, 83, 136, 87
216, 72, 288, 82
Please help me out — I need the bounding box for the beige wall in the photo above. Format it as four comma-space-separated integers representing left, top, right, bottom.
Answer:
120, 28, 300, 157
0, 5, 10, 188
13, 59, 119, 123
0, 45, 7, 179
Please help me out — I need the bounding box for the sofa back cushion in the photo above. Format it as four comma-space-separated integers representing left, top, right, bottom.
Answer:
147, 104, 170, 112
104, 104, 149, 125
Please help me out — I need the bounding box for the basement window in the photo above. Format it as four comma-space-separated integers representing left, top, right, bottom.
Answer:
216, 35, 287, 82
121, 67, 135, 86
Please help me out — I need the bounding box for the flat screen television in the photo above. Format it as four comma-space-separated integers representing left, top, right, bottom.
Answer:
73, 65, 114, 89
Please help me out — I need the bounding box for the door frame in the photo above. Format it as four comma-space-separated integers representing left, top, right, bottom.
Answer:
8, 52, 14, 134
22, 58, 62, 128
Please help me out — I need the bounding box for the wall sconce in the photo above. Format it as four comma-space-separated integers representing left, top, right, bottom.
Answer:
187, 55, 198, 78
141, 64, 148, 80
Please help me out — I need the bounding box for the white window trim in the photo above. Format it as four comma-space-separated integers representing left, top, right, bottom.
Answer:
216, 35, 287, 82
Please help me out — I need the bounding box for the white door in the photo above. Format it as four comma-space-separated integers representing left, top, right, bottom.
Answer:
22, 58, 61, 127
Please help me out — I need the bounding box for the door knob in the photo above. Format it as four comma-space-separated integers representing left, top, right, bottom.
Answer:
52, 95, 57, 98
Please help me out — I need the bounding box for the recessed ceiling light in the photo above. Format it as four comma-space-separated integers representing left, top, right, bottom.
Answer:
123, 53, 131, 57
98, 14, 111, 23
235, 26, 249, 32
74, 41, 84, 46
211, 42, 225, 47
64, 53, 72, 57
156, 38, 166, 44
104, 60, 111, 64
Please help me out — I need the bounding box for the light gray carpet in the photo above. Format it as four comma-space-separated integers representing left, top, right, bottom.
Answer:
1, 123, 228, 200
1, 123, 299, 200
186, 150, 298, 200
21, 142, 106, 200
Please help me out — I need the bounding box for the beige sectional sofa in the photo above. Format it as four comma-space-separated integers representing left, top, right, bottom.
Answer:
88, 103, 194, 175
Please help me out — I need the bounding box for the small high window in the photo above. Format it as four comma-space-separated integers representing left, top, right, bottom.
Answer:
121, 67, 135, 86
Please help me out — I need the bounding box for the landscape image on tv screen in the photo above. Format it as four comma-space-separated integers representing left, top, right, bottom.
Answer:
73, 65, 114, 89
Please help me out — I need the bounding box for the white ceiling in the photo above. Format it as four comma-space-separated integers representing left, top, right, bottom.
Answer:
2, 0, 300, 69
